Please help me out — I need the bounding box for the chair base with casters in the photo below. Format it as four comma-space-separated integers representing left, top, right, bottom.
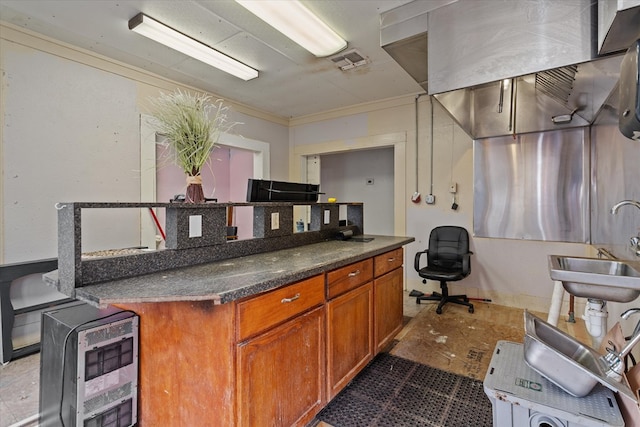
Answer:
410, 281, 474, 314
413, 225, 474, 315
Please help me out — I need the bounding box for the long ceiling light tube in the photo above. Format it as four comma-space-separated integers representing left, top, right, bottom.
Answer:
128, 12, 258, 81
235, 0, 347, 57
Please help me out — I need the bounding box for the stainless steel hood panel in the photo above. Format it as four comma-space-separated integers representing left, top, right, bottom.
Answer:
434, 55, 623, 139
598, 0, 640, 54
427, 0, 596, 95
382, 33, 428, 90
380, 0, 451, 92
474, 128, 590, 243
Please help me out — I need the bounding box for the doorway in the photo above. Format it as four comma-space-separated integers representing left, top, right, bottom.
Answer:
139, 115, 270, 245
292, 132, 406, 236
320, 148, 394, 235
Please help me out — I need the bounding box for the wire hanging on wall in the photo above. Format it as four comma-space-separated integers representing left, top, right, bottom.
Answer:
426, 96, 435, 205
412, 93, 428, 203
450, 118, 458, 210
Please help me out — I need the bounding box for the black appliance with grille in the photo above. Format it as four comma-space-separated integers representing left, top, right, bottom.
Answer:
39, 303, 138, 427
246, 179, 321, 202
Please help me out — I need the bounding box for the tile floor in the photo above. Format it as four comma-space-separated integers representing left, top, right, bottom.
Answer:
0, 352, 39, 427
0, 291, 579, 427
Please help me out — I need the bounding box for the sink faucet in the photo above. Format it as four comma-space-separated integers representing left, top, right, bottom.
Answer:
602, 308, 640, 381
621, 308, 640, 338
611, 200, 640, 256
611, 200, 640, 214
600, 308, 640, 381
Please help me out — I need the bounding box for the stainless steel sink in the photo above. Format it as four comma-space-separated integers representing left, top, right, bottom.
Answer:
548, 255, 640, 302
523, 311, 635, 399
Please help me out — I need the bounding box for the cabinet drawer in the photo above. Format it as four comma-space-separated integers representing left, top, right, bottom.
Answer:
326, 258, 373, 300
374, 248, 403, 277
237, 275, 325, 341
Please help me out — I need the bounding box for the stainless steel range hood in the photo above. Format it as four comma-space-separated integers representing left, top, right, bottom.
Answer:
434, 55, 624, 139
381, 0, 636, 138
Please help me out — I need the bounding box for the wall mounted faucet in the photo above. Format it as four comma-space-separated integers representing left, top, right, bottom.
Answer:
611, 200, 640, 214
611, 200, 640, 256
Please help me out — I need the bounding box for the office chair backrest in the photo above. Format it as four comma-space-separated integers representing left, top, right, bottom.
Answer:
428, 226, 469, 270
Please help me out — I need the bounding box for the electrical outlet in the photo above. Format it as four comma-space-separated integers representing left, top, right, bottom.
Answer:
449, 183, 457, 193
271, 212, 280, 230
425, 194, 435, 204
188, 215, 202, 238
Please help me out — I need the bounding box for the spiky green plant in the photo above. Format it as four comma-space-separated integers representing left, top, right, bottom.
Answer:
150, 89, 233, 176
149, 90, 236, 202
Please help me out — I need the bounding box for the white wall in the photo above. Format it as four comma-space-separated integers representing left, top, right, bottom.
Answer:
0, 24, 289, 263
0, 24, 290, 350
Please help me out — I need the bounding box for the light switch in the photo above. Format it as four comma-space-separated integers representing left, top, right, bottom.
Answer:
324, 209, 330, 224
271, 212, 280, 230
189, 215, 202, 238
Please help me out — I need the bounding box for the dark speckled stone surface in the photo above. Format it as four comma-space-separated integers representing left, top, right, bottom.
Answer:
69, 235, 413, 308
54, 202, 366, 293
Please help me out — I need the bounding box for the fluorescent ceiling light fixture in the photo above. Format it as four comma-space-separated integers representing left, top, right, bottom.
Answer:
235, 0, 347, 57
128, 12, 258, 81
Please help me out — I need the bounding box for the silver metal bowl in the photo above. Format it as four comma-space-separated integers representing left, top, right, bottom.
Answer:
523, 311, 634, 399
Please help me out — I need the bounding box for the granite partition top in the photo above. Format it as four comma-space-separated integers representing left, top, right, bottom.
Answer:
65, 235, 414, 308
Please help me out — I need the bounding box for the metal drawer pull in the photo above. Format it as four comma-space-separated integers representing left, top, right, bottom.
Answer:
348, 270, 361, 277
281, 293, 300, 303
388, 258, 395, 262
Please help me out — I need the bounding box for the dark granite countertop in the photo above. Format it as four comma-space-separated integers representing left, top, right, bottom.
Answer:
66, 235, 414, 308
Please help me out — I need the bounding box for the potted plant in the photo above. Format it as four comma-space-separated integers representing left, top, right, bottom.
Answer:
149, 89, 235, 203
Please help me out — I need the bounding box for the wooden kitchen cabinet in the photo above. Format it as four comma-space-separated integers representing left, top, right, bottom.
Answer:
374, 267, 404, 352
236, 275, 325, 427
374, 247, 403, 278
237, 306, 325, 427
326, 260, 374, 399
374, 248, 404, 353
114, 246, 407, 426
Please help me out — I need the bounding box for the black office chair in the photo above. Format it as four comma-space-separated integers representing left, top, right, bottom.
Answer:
412, 226, 474, 314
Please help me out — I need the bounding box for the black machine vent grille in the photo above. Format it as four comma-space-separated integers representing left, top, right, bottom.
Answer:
84, 398, 133, 427
83, 382, 133, 415
85, 337, 135, 381
85, 320, 134, 346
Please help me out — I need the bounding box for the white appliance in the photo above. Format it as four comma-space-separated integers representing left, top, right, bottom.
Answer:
484, 341, 624, 427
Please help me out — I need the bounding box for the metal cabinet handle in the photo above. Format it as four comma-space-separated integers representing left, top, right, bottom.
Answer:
281, 293, 300, 303
387, 257, 395, 262
348, 270, 361, 277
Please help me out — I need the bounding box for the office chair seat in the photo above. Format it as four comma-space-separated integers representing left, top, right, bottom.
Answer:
416, 266, 466, 282
413, 226, 474, 314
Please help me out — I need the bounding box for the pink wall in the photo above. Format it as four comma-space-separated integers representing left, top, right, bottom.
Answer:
156, 145, 231, 203
155, 144, 254, 242
229, 148, 253, 239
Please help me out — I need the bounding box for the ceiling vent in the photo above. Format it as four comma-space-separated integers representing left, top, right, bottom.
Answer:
330, 49, 369, 71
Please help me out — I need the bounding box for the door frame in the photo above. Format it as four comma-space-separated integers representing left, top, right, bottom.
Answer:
291, 132, 406, 236
139, 114, 270, 246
